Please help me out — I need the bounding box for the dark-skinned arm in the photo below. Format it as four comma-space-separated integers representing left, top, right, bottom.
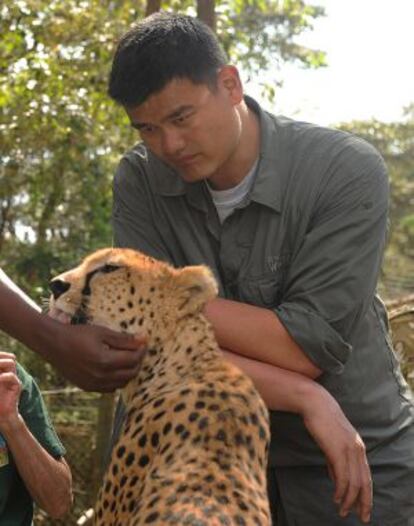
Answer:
0, 276, 146, 392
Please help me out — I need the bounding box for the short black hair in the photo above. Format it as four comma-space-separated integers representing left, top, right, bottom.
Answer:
108, 12, 228, 107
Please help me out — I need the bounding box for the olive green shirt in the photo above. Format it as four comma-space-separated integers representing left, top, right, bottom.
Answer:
112, 96, 414, 467
0, 364, 66, 525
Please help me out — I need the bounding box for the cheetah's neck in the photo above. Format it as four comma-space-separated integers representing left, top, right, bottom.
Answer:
121, 312, 220, 407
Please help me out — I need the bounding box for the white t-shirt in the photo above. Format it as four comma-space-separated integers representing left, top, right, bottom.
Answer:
206, 160, 258, 223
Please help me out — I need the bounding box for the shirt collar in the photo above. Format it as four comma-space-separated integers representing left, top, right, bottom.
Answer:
149, 95, 282, 213
245, 95, 281, 213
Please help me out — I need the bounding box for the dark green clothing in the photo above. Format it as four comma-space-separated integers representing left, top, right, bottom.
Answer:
0, 364, 66, 526
267, 457, 414, 526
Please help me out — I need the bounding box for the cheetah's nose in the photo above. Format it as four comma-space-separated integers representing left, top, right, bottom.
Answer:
49, 279, 71, 300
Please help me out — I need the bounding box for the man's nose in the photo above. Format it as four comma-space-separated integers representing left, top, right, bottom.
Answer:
49, 279, 71, 300
161, 128, 185, 157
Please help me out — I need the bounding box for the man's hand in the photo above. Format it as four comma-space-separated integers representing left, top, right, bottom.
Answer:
302, 389, 372, 524
43, 320, 147, 392
0, 352, 21, 430
220, 347, 372, 523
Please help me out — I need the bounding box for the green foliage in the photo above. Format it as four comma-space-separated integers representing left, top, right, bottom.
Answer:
1, 1, 140, 283
217, 0, 326, 77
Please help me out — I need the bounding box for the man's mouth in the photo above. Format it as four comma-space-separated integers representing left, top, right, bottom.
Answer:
174, 153, 200, 166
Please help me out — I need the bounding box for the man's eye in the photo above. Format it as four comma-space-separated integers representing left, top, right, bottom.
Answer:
174, 114, 191, 125
140, 125, 155, 134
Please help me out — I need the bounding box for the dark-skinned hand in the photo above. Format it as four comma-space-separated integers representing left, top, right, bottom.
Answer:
42, 320, 147, 392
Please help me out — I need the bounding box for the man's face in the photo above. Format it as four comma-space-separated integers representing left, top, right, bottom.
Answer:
125, 68, 243, 186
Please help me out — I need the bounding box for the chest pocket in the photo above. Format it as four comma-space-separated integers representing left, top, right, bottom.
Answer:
237, 274, 282, 308
233, 250, 291, 307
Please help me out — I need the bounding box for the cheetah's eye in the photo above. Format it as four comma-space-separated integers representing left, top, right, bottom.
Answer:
81, 263, 122, 296
100, 264, 121, 274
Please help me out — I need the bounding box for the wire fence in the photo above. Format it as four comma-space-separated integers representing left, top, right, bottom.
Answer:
387, 294, 414, 387
379, 263, 414, 299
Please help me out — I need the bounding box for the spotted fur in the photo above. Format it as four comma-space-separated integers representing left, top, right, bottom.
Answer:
50, 248, 271, 526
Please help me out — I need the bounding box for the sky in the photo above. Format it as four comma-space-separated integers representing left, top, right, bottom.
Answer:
246, 0, 414, 126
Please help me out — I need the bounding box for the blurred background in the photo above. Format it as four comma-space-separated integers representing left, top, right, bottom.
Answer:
1, 1, 413, 524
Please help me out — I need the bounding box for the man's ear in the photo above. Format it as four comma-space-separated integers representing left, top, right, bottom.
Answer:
173, 266, 218, 317
217, 65, 243, 104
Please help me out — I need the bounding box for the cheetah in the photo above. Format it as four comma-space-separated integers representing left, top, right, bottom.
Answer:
49, 248, 271, 526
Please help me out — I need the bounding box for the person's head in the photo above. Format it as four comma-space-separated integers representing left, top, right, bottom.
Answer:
109, 13, 258, 188
109, 12, 228, 107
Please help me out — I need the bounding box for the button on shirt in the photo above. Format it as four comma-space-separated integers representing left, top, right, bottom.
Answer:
112, 96, 414, 467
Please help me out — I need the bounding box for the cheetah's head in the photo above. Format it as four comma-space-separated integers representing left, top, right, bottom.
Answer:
49, 248, 218, 336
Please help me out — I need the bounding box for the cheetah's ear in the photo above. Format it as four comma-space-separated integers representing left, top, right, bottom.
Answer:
174, 265, 218, 316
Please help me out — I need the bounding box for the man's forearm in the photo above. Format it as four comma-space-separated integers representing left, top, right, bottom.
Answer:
205, 297, 321, 378
222, 349, 326, 413
0, 415, 72, 518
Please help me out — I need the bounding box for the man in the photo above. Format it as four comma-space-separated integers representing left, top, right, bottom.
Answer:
107, 12, 414, 526
0, 351, 72, 524
0, 269, 146, 392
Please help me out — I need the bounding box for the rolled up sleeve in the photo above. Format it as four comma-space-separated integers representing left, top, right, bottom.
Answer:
277, 302, 352, 373
275, 144, 389, 374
